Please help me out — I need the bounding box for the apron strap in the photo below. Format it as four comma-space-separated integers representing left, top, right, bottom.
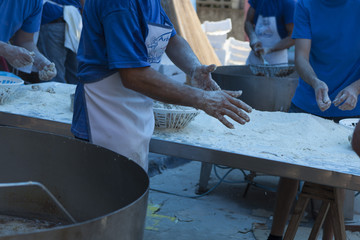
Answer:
44, 0, 64, 8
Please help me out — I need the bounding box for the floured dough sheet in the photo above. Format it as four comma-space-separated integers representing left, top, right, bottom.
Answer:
153, 110, 360, 175
0, 82, 75, 123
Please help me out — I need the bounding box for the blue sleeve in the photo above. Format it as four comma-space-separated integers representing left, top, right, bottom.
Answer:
248, 0, 256, 9
21, 0, 43, 33
283, 0, 296, 24
160, 8, 176, 37
41, 2, 64, 25
292, 0, 311, 39
102, 10, 150, 70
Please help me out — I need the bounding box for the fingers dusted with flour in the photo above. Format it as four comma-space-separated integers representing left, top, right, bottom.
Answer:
0, 42, 34, 68
198, 90, 252, 129
189, 64, 221, 91
39, 63, 57, 81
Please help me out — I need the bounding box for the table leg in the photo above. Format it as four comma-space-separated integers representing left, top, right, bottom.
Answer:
197, 162, 213, 194
283, 182, 346, 240
330, 187, 346, 240
283, 195, 309, 240
309, 202, 330, 240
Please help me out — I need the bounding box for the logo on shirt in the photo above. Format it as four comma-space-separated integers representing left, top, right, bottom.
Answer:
147, 32, 172, 63
256, 16, 275, 38
146, 23, 172, 64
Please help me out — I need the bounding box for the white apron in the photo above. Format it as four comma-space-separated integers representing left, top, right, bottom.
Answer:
247, 15, 288, 65
63, 5, 82, 54
84, 23, 173, 171
44, 0, 82, 53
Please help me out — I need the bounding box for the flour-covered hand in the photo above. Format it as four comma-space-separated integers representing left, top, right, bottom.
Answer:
1, 44, 34, 68
333, 85, 358, 111
39, 63, 57, 81
313, 80, 331, 111
198, 90, 252, 129
189, 64, 221, 91
250, 40, 264, 57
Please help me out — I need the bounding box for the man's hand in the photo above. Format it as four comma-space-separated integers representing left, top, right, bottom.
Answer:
1, 43, 34, 68
333, 85, 359, 111
9, 30, 56, 80
199, 90, 252, 129
250, 40, 265, 57
189, 64, 221, 91
313, 80, 331, 111
38, 63, 57, 81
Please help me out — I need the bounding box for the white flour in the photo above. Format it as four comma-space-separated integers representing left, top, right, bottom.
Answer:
0, 83, 358, 176
0, 82, 75, 123
153, 110, 360, 175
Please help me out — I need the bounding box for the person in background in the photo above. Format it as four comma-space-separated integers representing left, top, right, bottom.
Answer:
0, 0, 56, 81
244, 0, 296, 65
268, 0, 360, 239
37, 0, 85, 84
72, 0, 252, 171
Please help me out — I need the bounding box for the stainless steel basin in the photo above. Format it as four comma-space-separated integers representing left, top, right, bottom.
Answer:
0, 126, 149, 240
212, 65, 299, 112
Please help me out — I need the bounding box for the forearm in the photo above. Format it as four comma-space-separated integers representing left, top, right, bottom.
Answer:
244, 20, 258, 45
165, 35, 202, 77
119, 66, 204, 108
120, 66, 252, 129
269, 36, 295, 53
349, 79, 360, 95
295, 52, 319, 88
15, 41, 50, 70
0, 41, 8, 56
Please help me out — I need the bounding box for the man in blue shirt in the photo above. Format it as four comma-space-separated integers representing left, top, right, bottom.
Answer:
268, 0, 360, 239
244, 0, 296, 64
72, 0, 252, 171
0, 0, 56, 81
37, 0, 85, 83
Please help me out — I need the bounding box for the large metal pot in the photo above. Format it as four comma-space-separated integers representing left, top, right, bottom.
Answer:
0, 127, 149, 240
212, 65, 299, 112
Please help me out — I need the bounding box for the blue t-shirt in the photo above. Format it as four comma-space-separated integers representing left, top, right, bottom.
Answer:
0, 0, 42, 42
77, 0, 176, 83
292, 0, 360, 117
72, 0, 176, 140
248, 0, 296, 39
41, 0, 82, 25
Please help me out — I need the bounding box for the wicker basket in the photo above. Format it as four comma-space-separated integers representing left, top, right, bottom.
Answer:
0, 72, 24, 104
153, 107, 200, 129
